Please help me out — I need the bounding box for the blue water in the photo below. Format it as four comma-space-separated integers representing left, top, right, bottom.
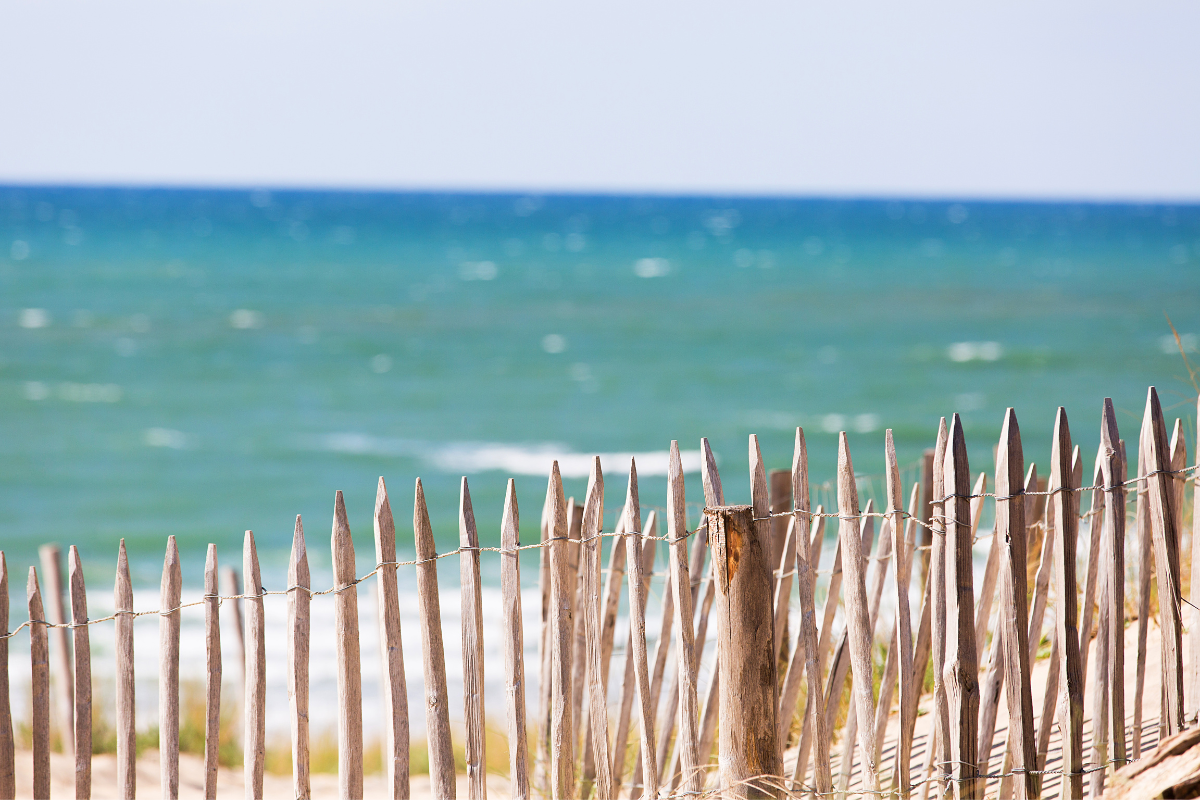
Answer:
1, 187, 1197, 586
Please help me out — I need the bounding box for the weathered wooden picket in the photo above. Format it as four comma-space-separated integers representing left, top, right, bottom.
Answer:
1, 386, 1198, 799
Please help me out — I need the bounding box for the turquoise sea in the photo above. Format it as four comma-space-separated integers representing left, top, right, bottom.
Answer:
1, 187, 1198, 586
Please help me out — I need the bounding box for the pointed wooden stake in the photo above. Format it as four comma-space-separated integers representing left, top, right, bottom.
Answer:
943, 415, 980, 800
623, 461, 659, 799
547, 463, 576, 800
574, 458, 613, 800
204, 544, 222, 800
1133, 413, 1152, 757
626, 512, 667, 800
28, 568, 50, 800
928, 418, 952, 793
244, 531, 266, 800
1048, 409, 1084, 800
0, 554, 13, 800
884, 429, 916, 797
333, 492, 364, 799
995, 410, 1037, 800
287, 519, 312, 800
413, 480, 455, 800
373, 479, 409, 800
534, 490, 553, 797
667, 441, 703, 795
67, 546, 91, 800
1100, 403, 1128, 767
499, 479, 529, 800
459, 478, 487, 800
115, 540, 135, 800
159, 536, 183, 799
1145, 387, 1185, 735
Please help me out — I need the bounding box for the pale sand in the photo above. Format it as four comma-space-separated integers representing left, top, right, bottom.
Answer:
12, 748, 512, 799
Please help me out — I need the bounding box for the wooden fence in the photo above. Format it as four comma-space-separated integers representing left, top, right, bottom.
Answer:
0, 385, 1198, 799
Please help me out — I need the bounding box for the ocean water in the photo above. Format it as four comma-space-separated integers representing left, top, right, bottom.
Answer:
1, 187, 1197, 734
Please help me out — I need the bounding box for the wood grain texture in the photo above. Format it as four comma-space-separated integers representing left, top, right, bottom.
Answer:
769, 468, 794, 657
836, 500, 893, 797
1091, 503, 1111, 799
68, 546, 91, 800
115, 540, 136, 800
576, 458, 614, 800
534, 492, 553, 797
375, 479, 410, 800
1101, 405, 1128, 766
611, 516, 655, 796
711, 505, 781, 799
413, 480, 456, 800
0, 554, 13, 800
29, 568, 51, 800
243, 531, 266, 800
546, 462, 576, 800
581, 501, 627, 790
1133, 417, 1152, 757
161, 535, 183, 799
568, 497, 587, 757
622, 463, 658, 800
928, 418, 952, 792
625, 513, 666, 800
39, 545, 74, 760
993, 410, 1037, 800
287, 518, 312, 800
779, 429, 830, 794
668, 441, 703, 795
943, 415, 980, 800
821, 505, 876, 739
1145, 388, 1185, 735
500, 479, 529, 800
458, 478, 487, 800
204, 544, 222, 800
836, 433, 880, 792
665, 571, 717, 792
886, 430, 916, 797
791, 510, 837, 792
1048, 409, 1084, 800
333, 491, 365, 799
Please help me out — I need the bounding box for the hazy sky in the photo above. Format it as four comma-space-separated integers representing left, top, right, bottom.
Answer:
3, 2, 1198, 200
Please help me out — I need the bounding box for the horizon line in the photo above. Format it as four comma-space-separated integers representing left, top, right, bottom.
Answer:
3, 179, 1198, 209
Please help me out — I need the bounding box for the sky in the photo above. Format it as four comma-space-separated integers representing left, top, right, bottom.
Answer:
2, 2, 1199, 201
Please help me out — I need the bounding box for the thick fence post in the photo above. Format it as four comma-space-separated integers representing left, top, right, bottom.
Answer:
709, 503, 781, 799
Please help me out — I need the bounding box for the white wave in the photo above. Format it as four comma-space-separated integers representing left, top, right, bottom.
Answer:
315, 434, 702, 478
